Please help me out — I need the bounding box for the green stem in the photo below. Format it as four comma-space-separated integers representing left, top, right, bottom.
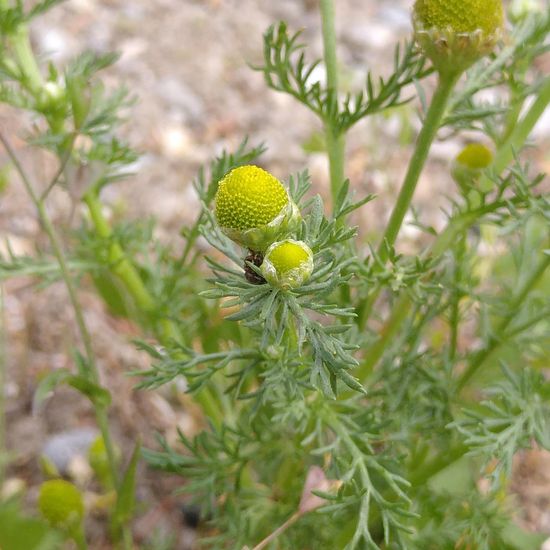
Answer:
84, 191, 155, 313
377, 75, 459, 260
71, 525, 88, 550
319, 0, 346, 206
491, 76, 550, 175
449, 236, 466, 362
11, 25, 43, 93
457, 251, 550, 391
326, 129, 346, 207
357, 74, 459, 328
319, 0, 338, 110
121, 525, 133, 550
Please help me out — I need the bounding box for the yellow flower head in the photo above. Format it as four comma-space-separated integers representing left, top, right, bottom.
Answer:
413, 0, 504, 75
215, 166, 288, 231
215, 165, 301, 251
268, 241, 310, 273
414, 0, 504, 35
38, 479, 84, 530
261, 239, 314, 290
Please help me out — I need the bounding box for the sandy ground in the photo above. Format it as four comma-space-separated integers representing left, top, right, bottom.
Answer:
1, 1, 549, 548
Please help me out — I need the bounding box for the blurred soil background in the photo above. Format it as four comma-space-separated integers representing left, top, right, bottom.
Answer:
1, 0, 549, 548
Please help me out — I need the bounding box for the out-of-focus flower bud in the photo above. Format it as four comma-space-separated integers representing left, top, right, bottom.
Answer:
37, 81, 66, 114
451, 142, 493, 191
215, 165, 301, 252
261, 239, 314, 290
88, 435, 114, 489
38, 479, 84, 530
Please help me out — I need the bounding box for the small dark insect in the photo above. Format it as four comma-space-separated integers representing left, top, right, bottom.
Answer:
244, 250, 266, 285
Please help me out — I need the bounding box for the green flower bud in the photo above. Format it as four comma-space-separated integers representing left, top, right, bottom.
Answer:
88, 435, 114, 489
37, 81, 66, 114
451, 142, 493, 191
261, 239, 314, 290
38, 479, 84, 530
413, 0, 505, 75
215, 165, 301, 251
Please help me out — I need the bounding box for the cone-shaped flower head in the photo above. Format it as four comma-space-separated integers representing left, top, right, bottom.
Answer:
38, 479, 84, 530
451, 142, 494, 191
261, 239, 314, 290
215, 165, 301, 251
413, 0, 504, 75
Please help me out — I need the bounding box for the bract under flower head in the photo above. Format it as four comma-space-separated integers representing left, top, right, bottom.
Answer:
261, 239, 314, 290
215, 165, 301, 251
38, 479, 84, 530
413, 0, 504, 75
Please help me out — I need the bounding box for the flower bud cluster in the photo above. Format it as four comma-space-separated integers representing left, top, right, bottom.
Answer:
214, 165, 313, 289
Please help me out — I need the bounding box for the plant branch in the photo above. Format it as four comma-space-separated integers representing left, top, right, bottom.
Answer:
357, 74, 459, 328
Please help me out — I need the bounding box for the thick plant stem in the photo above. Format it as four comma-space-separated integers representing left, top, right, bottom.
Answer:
357, 74, 459, 328
319, 0, 346, 206
457, 252, 550, 391
326, 129, 346, 207
0, 133, 120, 488
83, 191, 156, 315
376, 75, 458, 258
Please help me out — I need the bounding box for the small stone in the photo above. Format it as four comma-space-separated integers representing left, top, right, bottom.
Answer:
1, 478, 26, 500
42, 428, 98, 475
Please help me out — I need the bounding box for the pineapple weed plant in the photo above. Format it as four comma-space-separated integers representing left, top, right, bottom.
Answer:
0, 0, 550, 548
